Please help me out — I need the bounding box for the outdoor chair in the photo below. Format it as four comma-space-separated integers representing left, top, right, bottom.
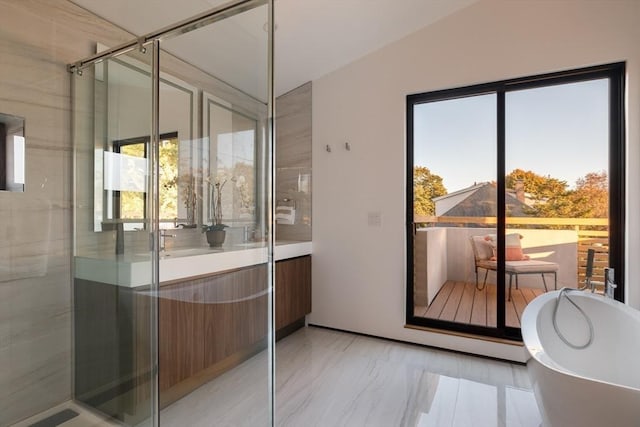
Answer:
470, 235, 558, 301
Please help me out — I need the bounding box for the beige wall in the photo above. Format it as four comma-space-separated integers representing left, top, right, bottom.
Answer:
310, 0, 640, 361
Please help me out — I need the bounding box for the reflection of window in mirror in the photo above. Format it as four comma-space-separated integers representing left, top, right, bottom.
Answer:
105, 132, 178, 230
0, 113, 25, 192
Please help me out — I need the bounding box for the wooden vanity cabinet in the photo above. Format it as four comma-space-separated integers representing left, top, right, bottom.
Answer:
275, 255, 312, 337
158, 257, 312, 405
157, 281, 206, 393
158, 264, 268, 406
75, 255, 312, 417
74, 266, 269, 412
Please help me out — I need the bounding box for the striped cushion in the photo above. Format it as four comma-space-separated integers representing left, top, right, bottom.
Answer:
484, 233, 530, 261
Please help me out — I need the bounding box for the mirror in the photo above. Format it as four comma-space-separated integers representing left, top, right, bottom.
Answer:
95, 53, 199, 232
203, 93, 259, 230
93, 49, 265, 243
0, 112, 25, 192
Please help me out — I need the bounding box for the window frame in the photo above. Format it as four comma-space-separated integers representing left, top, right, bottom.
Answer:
111, 131, 178, 228
406, 62, 626, 341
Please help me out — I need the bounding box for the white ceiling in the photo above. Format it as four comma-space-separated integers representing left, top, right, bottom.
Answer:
71, 0, 477, 99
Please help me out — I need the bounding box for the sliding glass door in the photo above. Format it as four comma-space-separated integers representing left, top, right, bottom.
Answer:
71, 1, 274, 426
406, 63, 625, 340
411, 94, 498, 330
503, 79, 611, 330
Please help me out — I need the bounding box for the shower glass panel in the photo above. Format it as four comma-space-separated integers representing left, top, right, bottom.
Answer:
72, 46, 157, 426
155, 3, 272, 425
71, 1, 273, 425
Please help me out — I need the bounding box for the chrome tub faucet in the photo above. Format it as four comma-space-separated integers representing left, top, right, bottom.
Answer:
604, 268, 617, 299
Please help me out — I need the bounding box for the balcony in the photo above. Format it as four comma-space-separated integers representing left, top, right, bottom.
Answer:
413, 216, 608, 328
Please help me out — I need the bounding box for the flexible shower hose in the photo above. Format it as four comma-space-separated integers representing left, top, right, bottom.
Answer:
552, 287, 594, 350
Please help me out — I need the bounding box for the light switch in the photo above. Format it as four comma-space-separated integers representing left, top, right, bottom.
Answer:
367, 211, 382, 227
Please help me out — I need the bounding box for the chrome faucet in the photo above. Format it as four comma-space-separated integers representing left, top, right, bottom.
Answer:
604, 268, 617, 299
243, 225, 254, 242
159, 230, 176, 251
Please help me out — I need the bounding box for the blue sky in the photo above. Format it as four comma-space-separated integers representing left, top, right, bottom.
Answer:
413, 78, 608, 193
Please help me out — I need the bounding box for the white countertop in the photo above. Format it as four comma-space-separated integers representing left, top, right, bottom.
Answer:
74, 241, 312, 288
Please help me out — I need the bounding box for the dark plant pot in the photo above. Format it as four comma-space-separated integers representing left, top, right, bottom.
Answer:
206, 230, 226, 247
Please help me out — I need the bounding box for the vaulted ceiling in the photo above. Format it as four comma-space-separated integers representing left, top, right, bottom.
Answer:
71, 0, 477, 98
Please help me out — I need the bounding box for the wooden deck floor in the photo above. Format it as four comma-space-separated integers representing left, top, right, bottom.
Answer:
414, 280, 545, 328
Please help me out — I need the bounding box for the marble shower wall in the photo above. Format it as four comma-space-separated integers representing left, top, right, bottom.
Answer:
0, 2, 134, 425
276, 82, 312, 241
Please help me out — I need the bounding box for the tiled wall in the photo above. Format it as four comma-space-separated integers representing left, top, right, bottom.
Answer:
275, 82, 312, 242
0, 2, 134, 424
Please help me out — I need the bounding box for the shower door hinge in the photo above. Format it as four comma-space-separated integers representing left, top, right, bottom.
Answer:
137, 37, 147, 54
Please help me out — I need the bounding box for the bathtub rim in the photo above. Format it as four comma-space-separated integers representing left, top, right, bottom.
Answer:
521, 289, 640, 393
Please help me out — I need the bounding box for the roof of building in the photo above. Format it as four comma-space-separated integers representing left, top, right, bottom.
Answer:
438, 182, 531, 217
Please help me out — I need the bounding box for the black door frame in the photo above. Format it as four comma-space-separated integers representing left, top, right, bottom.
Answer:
406, 62, 625, 341
111, 131, 178, 225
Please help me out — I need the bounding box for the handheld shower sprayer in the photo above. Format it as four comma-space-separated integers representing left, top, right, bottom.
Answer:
582, 248, 595, 292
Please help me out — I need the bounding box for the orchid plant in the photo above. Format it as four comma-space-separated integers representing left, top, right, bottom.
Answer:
203, 175, 228, 232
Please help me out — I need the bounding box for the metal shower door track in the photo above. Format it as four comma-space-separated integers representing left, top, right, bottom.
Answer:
67, 0, 266, 73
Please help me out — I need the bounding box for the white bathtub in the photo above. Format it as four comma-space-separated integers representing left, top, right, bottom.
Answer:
521, 290, 640, 427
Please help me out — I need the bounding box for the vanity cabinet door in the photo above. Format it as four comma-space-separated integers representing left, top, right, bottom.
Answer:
158, 265, 268, 407
202, 264, 268, 367
158, 281, 205, 392
275, 255, 311, 331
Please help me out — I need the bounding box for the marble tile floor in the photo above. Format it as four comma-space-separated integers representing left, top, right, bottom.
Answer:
16, 326, 542, 427
161, 326, 542, 427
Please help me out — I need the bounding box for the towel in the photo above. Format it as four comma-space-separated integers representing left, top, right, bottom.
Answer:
276, 206, 296, 224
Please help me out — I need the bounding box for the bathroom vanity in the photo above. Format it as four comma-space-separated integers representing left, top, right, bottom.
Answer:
73, 241, 311, 424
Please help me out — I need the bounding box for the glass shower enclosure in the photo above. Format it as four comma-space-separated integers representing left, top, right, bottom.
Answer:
71, 1, 274, 425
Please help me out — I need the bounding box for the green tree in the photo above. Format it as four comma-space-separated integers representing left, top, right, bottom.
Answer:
159, 139, 178, 220
119, 142, 146, 219
506, 168, 608, 219
506, 168, 569, 217
506, 168, 567, 202
119, 138, 179, 221
571, 171, 608, 218
413, 166, 447, 216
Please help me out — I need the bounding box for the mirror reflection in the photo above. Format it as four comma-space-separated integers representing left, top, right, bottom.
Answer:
94, 49, 266, 253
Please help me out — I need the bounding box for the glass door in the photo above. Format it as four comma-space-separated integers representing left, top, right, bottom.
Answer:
156, 2, 273, 426
71, 1, 274, 426
407, 63, 625, 341
72, 46, 157, 426
410, 93, 498, 333
503, 78, 612, 330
